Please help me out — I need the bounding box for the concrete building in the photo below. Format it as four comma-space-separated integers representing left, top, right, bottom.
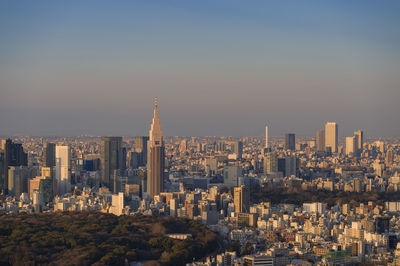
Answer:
42, 142, 56, 167
55, 145, 71, 196
264, 152, 278, 174
325, 122, 338, 153
285, 133, 296, 151
101, 136, 124, 193
134, 136, 149, 166
243, 254, 274, 266
110, 192, 124, 216
316, 129, 325, 152
223, 165, 243, 188
1, 139, 27, 194
285, 155, 297, 177
8, 166, 29, 197
303, 202, 326, 214
354, 130, 363, 156
230, 141, 243, 159
234, 185, 250, 213
346, 136, 358, 157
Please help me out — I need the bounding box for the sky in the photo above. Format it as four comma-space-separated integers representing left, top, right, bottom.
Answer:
0, 0, 399, 137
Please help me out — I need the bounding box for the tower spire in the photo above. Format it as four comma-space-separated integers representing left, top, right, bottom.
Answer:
150, 97, 163, 143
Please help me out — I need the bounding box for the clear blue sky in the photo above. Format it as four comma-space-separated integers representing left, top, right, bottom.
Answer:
0, 0, 399, 137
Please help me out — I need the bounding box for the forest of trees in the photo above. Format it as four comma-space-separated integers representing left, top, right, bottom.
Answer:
0, 212, 220, 265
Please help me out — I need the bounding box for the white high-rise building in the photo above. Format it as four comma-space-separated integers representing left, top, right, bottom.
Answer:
325, 122, 338, 153
110, 192, 124, 216
303, 202, 326, 214
55, 145, 71, 196
346, 136, 357, 156
265, 125, 269, 148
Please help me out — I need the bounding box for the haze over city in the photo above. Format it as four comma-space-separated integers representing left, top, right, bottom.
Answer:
1, 0, 399, 137
2, 1, 400, 266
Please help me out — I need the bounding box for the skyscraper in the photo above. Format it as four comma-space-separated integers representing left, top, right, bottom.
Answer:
386, 150, 394, 165
234, 185, 250, 213
223, 165, 243, 188
345, 136, 357, 156
285, 133, 295, 151
179, 139, 187, 154
42, 142, 56, 167
55, 145, 71, 195
134, 136, 149, 166
0, 152, 4, 192
101, 136, 124, 193
147, 97, 165, 199
354, 130, 363, 156
1, 139, 28, 167
265, 125, 269, 148
8, 166, 29, 197
316, 130, 325, 152
230, 141, 243, 159
1, 139, 28, 194
263, 152, 278, 174
285, 155, 298, 177
325, 122, 338, 153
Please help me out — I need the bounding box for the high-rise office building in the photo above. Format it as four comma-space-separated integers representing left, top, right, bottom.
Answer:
29, 175, 53, 204
265, 125, 269, 148
215, 141, 226, 152
147, 98, 165, 199
285, 155, 297, 177
134, 136, 149, 166
263, 152, 278, 174
386, 150, 394, 166
1, 139, 28, 194
101, 136, 124, 193
8, 166, 29, 197
0, 152, 4, 192
128, 151, 140, 169
345, 136, 357, 157
234, 185, 250, 213
325, 122, 338, 153
1, 139, 28, 167
316, 130, 325, 152
55, 145, 71, 196
179, 139, 187, 154
277, 158, 286, 176
42, 142, 56, 167
354, 130, 363, 156
230, 141, 243, 159
285, 133, 296, 151
223, 165, 243, 188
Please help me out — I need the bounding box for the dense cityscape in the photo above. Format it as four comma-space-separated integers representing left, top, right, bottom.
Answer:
1, 1, 400, 265
0, 98, 399, 265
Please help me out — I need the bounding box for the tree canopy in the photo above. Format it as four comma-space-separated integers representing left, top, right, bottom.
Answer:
0, 212, 219, 266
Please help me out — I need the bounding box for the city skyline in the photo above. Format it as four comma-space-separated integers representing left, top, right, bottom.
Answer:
1, 1, 399, 137
1, 2, 400, 265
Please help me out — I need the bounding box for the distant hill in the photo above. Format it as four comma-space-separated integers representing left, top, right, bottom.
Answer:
0, 212, 220, 265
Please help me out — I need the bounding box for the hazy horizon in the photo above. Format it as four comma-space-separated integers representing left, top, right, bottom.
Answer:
1, 1, 399, 137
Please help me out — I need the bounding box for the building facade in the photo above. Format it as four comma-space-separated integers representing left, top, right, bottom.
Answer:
147, 98, 164, 199
101, 136, 124, 193
325, 122, 338, 153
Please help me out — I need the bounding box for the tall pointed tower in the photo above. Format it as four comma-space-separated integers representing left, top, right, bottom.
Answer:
147, 97, 164, 199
